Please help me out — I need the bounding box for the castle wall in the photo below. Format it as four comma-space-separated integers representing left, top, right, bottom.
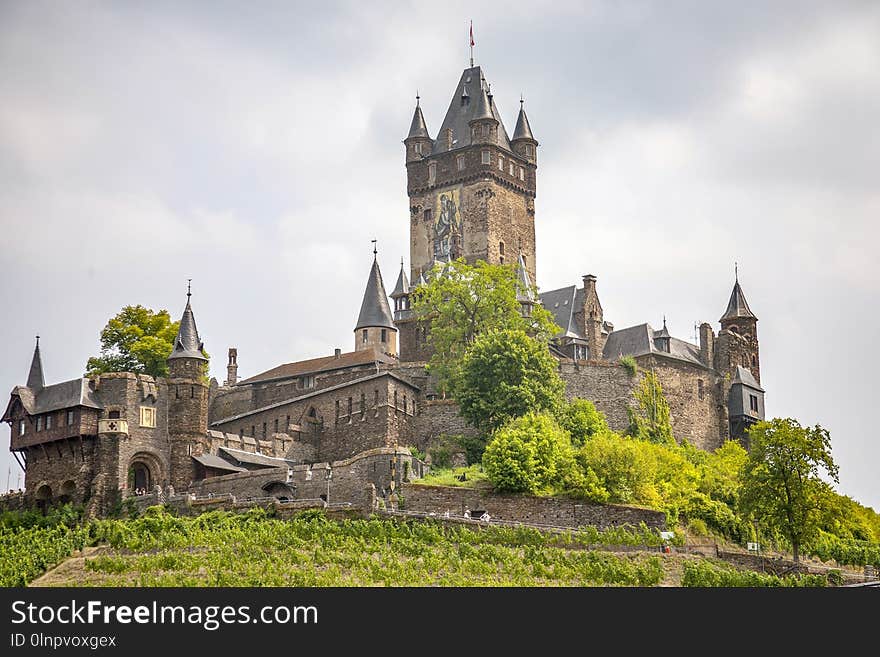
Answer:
22, 436, 97, 504
410, 399, 479, 451
211, 374, 419, 464
636, 355, 726, 451
400, 484, 666, 530
558, 361, 638, 434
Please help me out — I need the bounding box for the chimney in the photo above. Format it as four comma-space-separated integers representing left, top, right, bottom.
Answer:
225, 348, 238, 386
699, 323, 715, 368
334, 348, 342, 359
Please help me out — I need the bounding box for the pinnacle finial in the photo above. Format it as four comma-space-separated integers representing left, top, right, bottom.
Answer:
35, 335, 40, 347
663, 315, 667, 328
372, 239, 377, 259
187, 278, 192, 299
735, 261, 739, 282
416, 90, 420, 107
520, 94, 524, 107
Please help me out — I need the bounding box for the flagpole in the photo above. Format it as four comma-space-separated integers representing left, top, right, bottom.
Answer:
469, 20, 474, 67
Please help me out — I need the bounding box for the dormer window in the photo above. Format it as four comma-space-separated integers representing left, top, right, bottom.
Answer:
456, 154, 465, 171
749, 395, 759, 412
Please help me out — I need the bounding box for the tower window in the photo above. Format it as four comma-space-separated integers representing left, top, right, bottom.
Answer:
499, 241, 505, 256
335, 400, 340, 425
45, 414, 53, 430
428, 162, 436, 185
424, 208, 432, 222
751, 355, 757, 367
456, 154, 465, 171
414, 142, 422, 155
67, 410, 74, 426
362, 329, 368, 344
381, 328, 387, 343
519, 167, 525, 181
509, 162, 515, 175
360, 392, 366, 419
498, 156, 504, 171
749, 395, 759, 412
239, 428, 243, 439
374, 389, 379, 417
697, 379, 704, 400
526, 145, 533, 156
481, 150, 490, 164
109, 410, 120, 419
348, 397, 353, 423
274, 418, 279, 433
19, 420, 25, 436
262, 422, 267, 438
251, 425, 255, 437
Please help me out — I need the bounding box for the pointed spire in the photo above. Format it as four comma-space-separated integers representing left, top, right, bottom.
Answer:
512, 98, 536, 142
515, 252, 536, 303
470, 84, 494, 123
390, 258, 410, 298
27, 335, 45, 390
169, 282, 207, 361
720, 277, 757, 322
416, 268, 427, 287
355, 258, 395, 331
406, 95, 430, 140
656, 316, 671, 338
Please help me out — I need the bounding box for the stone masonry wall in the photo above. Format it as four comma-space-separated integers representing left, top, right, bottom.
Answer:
637, 355, 726, 451
559, 361, 637, 433
410, 399, 479, 452
400, 484, 666, 530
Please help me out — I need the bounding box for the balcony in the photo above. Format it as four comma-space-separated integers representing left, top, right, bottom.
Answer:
98, 419, 129, 435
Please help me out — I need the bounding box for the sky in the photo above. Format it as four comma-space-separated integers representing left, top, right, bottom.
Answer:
0, 1, 877, 508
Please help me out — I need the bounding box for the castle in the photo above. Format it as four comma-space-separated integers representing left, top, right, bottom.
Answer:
2, 61, 765, 514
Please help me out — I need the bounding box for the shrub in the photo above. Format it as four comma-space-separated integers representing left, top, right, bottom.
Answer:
483, 413, 574, 494
555, 398, 608, 445
619, 355, 637, 376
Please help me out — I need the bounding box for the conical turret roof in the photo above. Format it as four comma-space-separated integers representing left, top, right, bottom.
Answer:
169, 291, 207, 361
27, 337, 45, 389
512, 102, 536, 142
432, 66, 511, 154
471, 84, 495, 123
720, 279, 757, 322
355, 258, 396, 330
406, 102, 430, 140
390, 260, 410, 298
515, 253, 536, 303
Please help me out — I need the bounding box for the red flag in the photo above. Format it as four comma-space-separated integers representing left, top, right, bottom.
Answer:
470, 22, 474, 47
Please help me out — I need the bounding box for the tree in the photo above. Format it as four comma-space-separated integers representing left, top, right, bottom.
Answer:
409, 258, 559, 395
86, 305, 183, 378
457, 328, 565, 435
483, 413, 574, 494
627, 370, 675, 445
556, 398, 609, 445
739, 418, 839, 562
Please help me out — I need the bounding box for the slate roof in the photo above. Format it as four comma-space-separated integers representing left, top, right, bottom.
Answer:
355, 258, 395, 330
512, 103, 536, 142
731, 365, 764, 391
602, 323, 705, 367
169, 294, 207, 361
5, 378, 103, 419
406, 103, 429, 140
27, 341, 44, 390
192, 453, 247, 473
432, 66, 512, 155
721, 280, 757, 322
538, 285, 582, 338
390, 260, 409, 298
218, 446, 293, 469
237, 347, 396, 385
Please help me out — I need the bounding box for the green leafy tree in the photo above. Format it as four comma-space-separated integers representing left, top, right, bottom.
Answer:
457, 328, 565, 435
483, 413, 575, 494
409, 258, 559, 395
575, 432, 656, 505
556, 398, 609, 445
86, 305, 187, 378
627, 370, 675, 445
739, 418, 840, 562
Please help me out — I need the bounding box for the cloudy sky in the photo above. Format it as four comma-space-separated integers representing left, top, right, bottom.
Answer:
1, 1, 877, 508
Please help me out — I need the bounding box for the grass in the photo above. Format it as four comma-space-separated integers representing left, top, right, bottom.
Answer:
414, 465, 488, 488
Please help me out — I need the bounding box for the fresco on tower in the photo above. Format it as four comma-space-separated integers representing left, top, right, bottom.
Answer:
433, 187, 462, 260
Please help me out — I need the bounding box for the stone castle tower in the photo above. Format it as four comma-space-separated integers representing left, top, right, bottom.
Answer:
354, 253, 397, 356
166, 287, 209, 490
403, 66, 538, 283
